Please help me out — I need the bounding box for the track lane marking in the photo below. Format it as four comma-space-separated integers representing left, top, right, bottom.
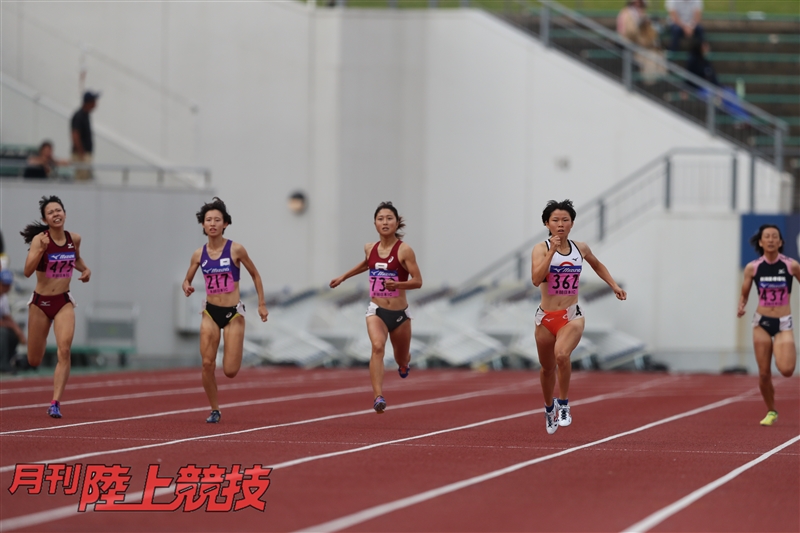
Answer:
0, 377, 675, 531
0, 372, 475, 435
621, 434, 800, 533
295, 388, 758, 533
0, 381, 538, 473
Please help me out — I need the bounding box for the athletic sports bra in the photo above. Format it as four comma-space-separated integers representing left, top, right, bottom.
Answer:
36, 231, 76, 279
368, 240, 409, 299
544, 239, 583, 296
750, 254, 793, 307
201, 240, 241, 295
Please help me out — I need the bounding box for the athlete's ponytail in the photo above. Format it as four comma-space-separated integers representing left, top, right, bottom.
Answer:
20, 195, 65, 245
750, 224, 784, 256
374, 201, 405, 239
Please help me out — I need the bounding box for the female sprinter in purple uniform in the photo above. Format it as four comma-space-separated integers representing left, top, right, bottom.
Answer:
182, 198, 269, 423
21, 196, 91, 418
738, 224, 799, 426
329, 202, 423, 413
531, 200, 626, 434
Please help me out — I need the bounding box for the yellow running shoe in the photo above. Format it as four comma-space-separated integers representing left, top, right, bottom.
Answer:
760, 411, 778, 426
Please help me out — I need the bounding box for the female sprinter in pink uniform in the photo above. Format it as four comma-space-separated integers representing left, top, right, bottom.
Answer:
329, 202, 423, 413
531, 200, 626, 434
21, 196, 91, 418
182, 198, 269, 423
738, 224, 799, 426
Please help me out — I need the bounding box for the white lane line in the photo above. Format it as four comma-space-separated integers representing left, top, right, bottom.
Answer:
621, 434, 800, 533
0, 385, 369, 437
0, 382, 535, 473
0, 373, 202, 394
0, 375, 326, 411
296, 389, 758, 533
0, 372, 464, 435
0, 376, 673, 532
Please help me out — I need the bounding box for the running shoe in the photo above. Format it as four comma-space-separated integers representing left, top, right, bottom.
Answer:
759, 410, 778, 426
373, 395, 386, 413
47, 401, 62, 419
398, 365, 410, 379
206, 410, 221, 424
545, 405, 558, 435
555, 399, 572, 427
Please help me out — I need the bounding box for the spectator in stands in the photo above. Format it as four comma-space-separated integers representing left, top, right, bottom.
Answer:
23, 141, 69, 179
71, 90, 100, 181
666, 0, 705, 54
0, 270, 26, 373
617, 0, 666, 84
617, 0, 657, 48
686, 40, 719, 87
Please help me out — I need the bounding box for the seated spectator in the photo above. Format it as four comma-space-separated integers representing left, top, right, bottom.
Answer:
618, 0, 666, 84
666, 0, 705, 53
618, 0, 658, 49
0, 270, 26, 373
686, 40, 719, 87
23, 141, 68, 179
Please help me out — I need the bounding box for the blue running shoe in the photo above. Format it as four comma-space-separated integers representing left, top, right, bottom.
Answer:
373, 396, 386, 413
398, 365, 410, 379
206, 410, 221, 423
47, 401, 62, 419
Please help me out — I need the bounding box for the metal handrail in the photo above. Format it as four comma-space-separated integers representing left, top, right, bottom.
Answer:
456, 147, 744, 292
0, 159, 212, 187
538, 1, 788, 131
532, 0, 788, 169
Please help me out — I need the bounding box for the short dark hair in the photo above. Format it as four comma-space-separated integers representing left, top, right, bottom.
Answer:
541, 199, 576, 225
196, 197, 232, 235
750, 224, 784, 256
374, 201, 405, 239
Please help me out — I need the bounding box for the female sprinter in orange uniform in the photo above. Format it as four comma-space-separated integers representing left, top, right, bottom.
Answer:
531, 200, 626, 434
738, 224, 799, 426
182, 198, 269, 423
330, 202, 423, 413
21, 196, 91, 418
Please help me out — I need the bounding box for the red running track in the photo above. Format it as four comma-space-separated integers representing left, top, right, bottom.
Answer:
0, 367, 797, 532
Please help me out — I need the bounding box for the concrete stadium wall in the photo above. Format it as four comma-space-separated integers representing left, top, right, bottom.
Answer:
0, 181, 214, 357
2, 4, 743, 288
2, 3, 788, 360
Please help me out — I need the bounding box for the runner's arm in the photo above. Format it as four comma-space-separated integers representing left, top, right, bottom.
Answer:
580, 242, 626, 300
531, 242, 554, 287
23, 233, 48, 278
234, 243, 269, 322
388, 243, 422, 291
330, 243, 371, 288
737, 262, 755, 317
182, 248, 202, 297
72, 232, 91, 283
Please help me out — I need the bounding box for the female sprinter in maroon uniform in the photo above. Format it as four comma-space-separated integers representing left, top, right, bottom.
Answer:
531, 200, 626, 434
330, 202, 423, 413
182, 198, 269, 423
21, 196, 91, 418
738, 224, 799, 426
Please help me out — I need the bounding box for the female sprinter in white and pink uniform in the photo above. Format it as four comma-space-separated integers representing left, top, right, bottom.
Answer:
329, 202, 423, 413
21, 195, 91, 418
738, 224, 799, 426
531, 200, 626, 434
182, 198, 269, 423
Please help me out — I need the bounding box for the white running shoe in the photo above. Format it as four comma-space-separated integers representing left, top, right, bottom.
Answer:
545, 405, 559, 435
555, 399, 572, 427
